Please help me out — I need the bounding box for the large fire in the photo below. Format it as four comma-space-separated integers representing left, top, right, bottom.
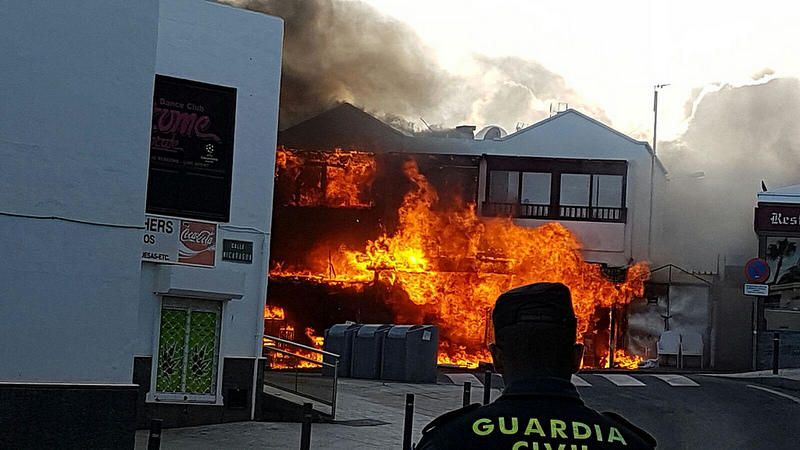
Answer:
264, 305, 325, 369
270, 153, 649, 369
276, 146, 376, 208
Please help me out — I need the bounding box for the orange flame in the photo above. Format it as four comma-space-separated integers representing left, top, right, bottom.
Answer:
271, 157, 649, 368
600, 349, 644, 370
264, 305, 286, 320
305, 327, 325, 348
263, 305, 326, 370
276, 147, 376, 208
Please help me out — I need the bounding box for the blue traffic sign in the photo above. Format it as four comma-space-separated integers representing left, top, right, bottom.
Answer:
744, 258, 770, 283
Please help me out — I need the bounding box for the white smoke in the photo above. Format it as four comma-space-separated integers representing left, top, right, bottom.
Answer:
658, 77, 800, 270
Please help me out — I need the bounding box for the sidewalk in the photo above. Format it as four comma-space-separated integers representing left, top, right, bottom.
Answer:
700, 368, 800, 391
134, 379, 502, 449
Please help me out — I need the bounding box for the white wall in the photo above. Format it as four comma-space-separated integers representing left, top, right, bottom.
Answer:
0, 1, 159, 382
136, 0, 283, 358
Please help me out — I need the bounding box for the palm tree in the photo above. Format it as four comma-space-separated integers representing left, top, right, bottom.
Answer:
766, 238, 797, 285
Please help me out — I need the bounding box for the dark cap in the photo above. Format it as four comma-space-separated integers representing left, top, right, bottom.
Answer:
492, 282, 577, 333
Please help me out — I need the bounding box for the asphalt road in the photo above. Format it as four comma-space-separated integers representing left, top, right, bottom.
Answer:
574, 373, 800, 450
137, 373, 800, 449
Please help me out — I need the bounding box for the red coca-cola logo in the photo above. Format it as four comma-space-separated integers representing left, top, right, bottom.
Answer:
178, 221, 216, 266
180, 222, 216, 250
181, 227, 215, 245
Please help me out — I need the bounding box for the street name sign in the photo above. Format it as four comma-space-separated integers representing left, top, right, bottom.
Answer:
744, 283, 770, 296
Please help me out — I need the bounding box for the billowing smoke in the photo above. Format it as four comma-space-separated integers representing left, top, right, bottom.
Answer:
467, 55, 610, 129
223, 0, 800, 274
221, 0, 601, 131
658, 77, 800, 270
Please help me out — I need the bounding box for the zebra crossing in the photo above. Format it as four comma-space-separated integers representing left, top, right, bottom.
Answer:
576, 373, 701, 387
441, 373, 701, 388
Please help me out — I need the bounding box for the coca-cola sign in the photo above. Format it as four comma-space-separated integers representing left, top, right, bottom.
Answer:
178, 221, 217, 266
146, 75, 236, 222
143, 214, 217, 267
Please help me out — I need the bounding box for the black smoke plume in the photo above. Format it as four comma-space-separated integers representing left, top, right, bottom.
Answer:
221, 0, 600, 131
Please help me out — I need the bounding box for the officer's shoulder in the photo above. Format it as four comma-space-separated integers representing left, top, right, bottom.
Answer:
601, 411, 657, 448
422, 403, 482, 435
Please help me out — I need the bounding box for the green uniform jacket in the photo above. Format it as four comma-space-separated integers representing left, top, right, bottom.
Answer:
416, 376, 657, 450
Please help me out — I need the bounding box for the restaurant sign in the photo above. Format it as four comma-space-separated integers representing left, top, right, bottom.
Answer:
143, 214, 217, 267
755, 204, 800, 233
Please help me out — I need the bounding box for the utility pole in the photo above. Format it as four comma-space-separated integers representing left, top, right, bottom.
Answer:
648, 84, 669, 261
652, 84, 670, 156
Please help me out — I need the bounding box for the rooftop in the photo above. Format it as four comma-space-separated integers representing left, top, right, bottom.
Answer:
758, 184, 800, 204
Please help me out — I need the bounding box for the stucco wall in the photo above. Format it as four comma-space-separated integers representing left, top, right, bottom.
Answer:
0, 1, 159, 382
136, 0, 283, 359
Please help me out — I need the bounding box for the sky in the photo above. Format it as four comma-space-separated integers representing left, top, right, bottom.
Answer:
362, 0, 800, 141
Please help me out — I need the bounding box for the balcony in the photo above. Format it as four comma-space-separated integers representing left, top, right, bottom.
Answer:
481, 202, 626, 223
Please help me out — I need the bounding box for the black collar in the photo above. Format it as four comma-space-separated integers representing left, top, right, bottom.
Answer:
499, 376, 583, 403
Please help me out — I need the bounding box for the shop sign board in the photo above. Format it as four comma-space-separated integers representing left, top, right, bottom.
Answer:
143, 214, 217, 267
744, 283, 770, 297
755, 204, 800, 233
146, 75, 237, 222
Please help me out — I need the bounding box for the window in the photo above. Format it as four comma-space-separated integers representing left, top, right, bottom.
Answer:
153, 298, 221, 402
483, 156, 627, 222
521, 172, 551, 204
559, 173, 625, 220
488, 170, 519, 203
560, 173, 591, 206
593, 175, 624, 208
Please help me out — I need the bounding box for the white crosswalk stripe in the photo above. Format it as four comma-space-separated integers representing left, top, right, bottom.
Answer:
648, 374, 699, 386
571, 375, 592, 386
443, 372, 704, 388
596, 374, 647, 386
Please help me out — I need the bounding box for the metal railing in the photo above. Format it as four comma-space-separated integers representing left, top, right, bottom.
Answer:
482, 201, 626, 223
262, 334, 340, 418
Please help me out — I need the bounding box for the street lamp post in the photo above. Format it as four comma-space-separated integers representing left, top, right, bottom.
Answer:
652, 84, 669, 155
647, 84, 669, 261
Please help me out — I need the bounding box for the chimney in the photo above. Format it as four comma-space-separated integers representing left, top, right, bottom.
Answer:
455, 125, 476, 139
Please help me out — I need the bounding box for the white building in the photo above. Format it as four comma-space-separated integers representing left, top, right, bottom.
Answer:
471, 110, 668, 267
1, 0, 282, 445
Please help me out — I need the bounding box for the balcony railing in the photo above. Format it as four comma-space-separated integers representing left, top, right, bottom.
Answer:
482, 202, 626, 223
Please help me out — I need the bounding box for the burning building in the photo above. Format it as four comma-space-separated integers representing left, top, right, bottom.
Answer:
267, 103, 668, 369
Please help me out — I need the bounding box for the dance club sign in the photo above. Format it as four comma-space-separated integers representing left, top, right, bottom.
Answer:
142, 214, 217, 267
146, 75, 237, 222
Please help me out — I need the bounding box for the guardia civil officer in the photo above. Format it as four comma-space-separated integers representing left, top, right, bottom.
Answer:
416, 282, 657, 449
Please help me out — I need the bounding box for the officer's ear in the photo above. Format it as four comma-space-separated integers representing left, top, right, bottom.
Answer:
488, 342, 504, 374
571, 343, 585, 373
